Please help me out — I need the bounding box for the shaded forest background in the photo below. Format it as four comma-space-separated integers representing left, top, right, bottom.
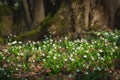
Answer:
0, 0, 120, 43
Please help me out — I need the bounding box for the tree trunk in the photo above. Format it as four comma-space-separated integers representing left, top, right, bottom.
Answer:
84, 0, 90, 30
109, 0, 115, 28
22, 0, 33, 28
33, 0, 45, 27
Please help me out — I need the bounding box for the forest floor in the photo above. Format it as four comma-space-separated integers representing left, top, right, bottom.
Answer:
0, 30, 120, 80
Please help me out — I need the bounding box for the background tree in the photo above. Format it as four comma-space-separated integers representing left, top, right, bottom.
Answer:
33, 0, 45, 27
0, 0, 120, 40
22, 0, 33, 28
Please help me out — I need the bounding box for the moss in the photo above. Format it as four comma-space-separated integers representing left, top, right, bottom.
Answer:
40, 14, 52, 29
16, 29, 40, 41
0, 15, 13, 36
0, 5, 12, 18
51, 5, 69, 36
92, 24, 101, 30
15, 14, 53, 41
0, 5, 13, 36
0, 37, 4, 44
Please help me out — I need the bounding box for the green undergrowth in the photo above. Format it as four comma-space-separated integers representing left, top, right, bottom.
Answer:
0, 30, 120, 80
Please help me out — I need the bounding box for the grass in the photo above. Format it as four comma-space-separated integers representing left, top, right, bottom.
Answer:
0, 30, 120, 80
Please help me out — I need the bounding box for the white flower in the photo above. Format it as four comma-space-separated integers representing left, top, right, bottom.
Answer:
42, 54, 45, 56
109, 70, 112, 73
16, 56, 19, 59
74, 53, 77, 56
13, 35, 17, 37
97, 67, 101, 71
16, 68, 18, 70
54, 56, 56, 59
3, 49, 8, 52
7, 60, 10, 63
100, 57, 105, 61
112, 49, 115, 52
10, 34, 13, 36
59, 46, 61, 48
8, 43, 11, 45
104, 39, 108, 42
115, 36, 118, 38
19, 53, 24, 56
43, 59, 46, 61
18, 41, 22, 44
36, 41, 40, 44
70, 54, 73, 57
33, 41, 36, 45
0, 68, 5, 71
110, 53, 113, 55
64, 59, 67, 61
81, 47, 84, 50
83, 64, 86, 67
53, 44, 56, 47
72, 47, 75, 50
100, 37, 104, 40
93, 67, 97, 70
24, 78, 28, 80
3, 57, 5, 59
97, 33, 100, 36
65, 37, 68, 40
68, 74, 72, 78
83, 55, 87, 58
71, 58, 75, 61
0, 52, 2, 55
104, 32, 109, 36
85, 72, 88, 75
14, 2, 19, 7
86, 65, 89, 69
59, 39, 62, 42
47, 56, 50, 58
90, 45, 94, 48
92, 57, 95, 60
92, 41, 95, 44
99, 50, 103, 53
56, 65, 59, 68
86, 50, 89, 53
12, 41, 17, 44
77, 69, 80, 72
7, 74, 10, 77
111, 33, 115, 36
115, 46, 118, 49
58, 54, 61, 57
97, 53, 100, 57
76, 47, 80, 50
18, 64, 22, 67
18, 46, 22, 49
54, 46, 57, 49
32, 60, 35, 62
38, 47, 41, 50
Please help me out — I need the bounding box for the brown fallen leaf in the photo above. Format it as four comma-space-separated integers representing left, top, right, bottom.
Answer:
34, 65, 42, 73
46, 68, 51, 73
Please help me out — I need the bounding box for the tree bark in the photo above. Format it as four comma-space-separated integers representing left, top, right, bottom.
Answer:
84, 0, 90, 30
33, 0, 45, 26
109, 0, 115, 28
22, 0, 33, 28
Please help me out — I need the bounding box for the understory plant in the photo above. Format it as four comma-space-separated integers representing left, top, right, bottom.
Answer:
0, 30, 119, 80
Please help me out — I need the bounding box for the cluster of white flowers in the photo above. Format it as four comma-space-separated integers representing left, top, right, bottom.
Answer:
0, 30, 119, 78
